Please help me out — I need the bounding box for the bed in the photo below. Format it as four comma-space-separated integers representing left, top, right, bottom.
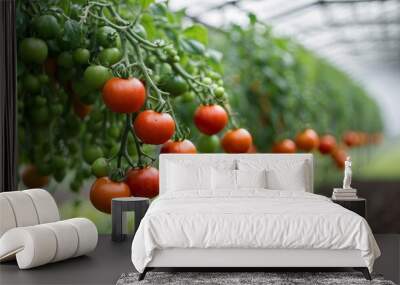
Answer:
131, 154, 380, 280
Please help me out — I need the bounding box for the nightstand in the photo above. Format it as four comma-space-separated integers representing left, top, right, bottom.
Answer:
111, 197, 150, 242
331, 197, 367, 218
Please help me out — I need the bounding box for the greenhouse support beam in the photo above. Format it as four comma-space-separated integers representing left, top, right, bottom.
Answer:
265, 0, 391, 21
0, 0, 18, 192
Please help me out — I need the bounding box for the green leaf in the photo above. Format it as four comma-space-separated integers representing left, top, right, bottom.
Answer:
183, 24, 208, 45
140, 14, 157, 40
179, 39, 206, 55
139, 0, 155, 9
62, 19, 82, 49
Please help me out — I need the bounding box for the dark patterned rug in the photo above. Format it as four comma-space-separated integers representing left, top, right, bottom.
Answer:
116, 272, 396, 285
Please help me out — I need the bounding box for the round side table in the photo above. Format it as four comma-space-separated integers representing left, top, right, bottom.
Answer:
111, 197, 150, 242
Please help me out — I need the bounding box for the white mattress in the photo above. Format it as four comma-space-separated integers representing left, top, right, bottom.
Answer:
131, 190, 380, 273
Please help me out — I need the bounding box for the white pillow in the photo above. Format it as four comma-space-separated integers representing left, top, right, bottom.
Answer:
212, 168, 237, 190
237, 159, 310, 192
236, 169, 267, 189
266, 165, 307, 191
166, 162, 212, 192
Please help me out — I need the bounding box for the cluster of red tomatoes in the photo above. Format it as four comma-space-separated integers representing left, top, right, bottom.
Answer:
271, 128, 383, 169
90, 75, 254, 213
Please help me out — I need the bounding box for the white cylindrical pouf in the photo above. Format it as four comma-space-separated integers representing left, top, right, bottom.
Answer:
64, 218, 98, 257
1, 192, 39, 227
0, 196, 17, 237
24, 189, 60, 223
42, 221, 79, 262
0, 226, 57, 269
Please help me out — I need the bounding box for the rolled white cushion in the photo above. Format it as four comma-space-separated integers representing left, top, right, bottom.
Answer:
42, 221, 79, 262
0, 196, 17, 237
0, 226, 57, 269
0, 191, 39, 227
0, 218, 98, 269
64, 218, 98, 257
24, 189, 59, 223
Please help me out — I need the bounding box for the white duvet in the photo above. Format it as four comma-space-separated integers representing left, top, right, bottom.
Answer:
131, 190, 380, 273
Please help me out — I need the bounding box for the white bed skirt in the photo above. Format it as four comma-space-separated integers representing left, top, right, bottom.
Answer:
148, 248, 366, 268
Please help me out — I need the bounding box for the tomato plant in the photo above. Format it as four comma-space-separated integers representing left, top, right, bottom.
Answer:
16, 0, 242, 210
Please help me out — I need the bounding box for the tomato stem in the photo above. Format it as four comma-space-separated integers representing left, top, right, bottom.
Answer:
116, 114, 131, 168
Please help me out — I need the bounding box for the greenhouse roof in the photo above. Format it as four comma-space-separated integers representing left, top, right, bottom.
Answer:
170, 0, 400, 66
170, 0, 400, 136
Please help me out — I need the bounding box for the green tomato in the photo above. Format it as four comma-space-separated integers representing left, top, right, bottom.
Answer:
91, 157, 109, 178
96, 26, 121, 48
98, 47, 122, 67
23, 74, 41, 93
32, 107, 49, 124
181, 91, 195, 103
19, 38, 48, 64
83, 145, 104, 164
107, 125, 120, 139
107, 144, 119, 157
73, 48, 90, 65
197, 135, 220, 153
34, 15, 60, 39
202, 77, 213, 85
83, 65, 112, 90
160, 76, 188, 97
57, 51, 74, 68
214, 86, 225, 98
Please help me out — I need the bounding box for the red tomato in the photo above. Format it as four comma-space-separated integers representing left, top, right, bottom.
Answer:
343, 131, 360, 147
22, 165, 49, 188
133, 110, 175, 144
72, 100, 92, 119
160, 139, 197, 153
295, 128, 319, 151
331, 147, 347, 169
221, 128, 252, 153
102, 77, 146, 113
318, 134, 337, 155
194, 104, 228, 135
247, 144, 257, 153
126, 167, 159, 198
90, 177, 131, 214
272, 139, 297, 153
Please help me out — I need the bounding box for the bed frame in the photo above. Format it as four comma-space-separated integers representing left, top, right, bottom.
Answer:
139, 154, 371, 280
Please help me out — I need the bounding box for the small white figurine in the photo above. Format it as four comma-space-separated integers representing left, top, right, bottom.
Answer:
342, 156, 352, 189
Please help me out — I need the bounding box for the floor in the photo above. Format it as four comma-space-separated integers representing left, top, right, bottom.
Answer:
0, 234, 399, 285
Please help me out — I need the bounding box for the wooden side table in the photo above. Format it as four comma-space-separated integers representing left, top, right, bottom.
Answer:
111, 197, 150, 242
331, 197, 367, 218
